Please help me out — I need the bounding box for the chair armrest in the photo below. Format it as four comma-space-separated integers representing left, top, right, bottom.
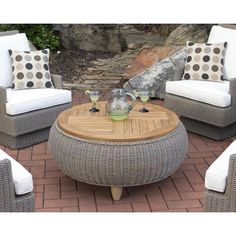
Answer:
0, 86, 7, 114
225, 154, 236, 196
170, 60, 185, 81
51, 74, 63, 89
229, 78, 236, 111
0, 159, 16, 211
28, 40, 37, 51
229, 78, 236, 96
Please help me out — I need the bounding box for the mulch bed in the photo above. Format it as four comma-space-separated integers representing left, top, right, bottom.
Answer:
49, 49, 115, 82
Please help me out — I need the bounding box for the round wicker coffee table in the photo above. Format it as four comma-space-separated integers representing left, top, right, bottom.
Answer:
48, 101, 188, 200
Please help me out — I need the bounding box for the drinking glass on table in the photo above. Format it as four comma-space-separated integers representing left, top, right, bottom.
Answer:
134, 90, 150, 113
85, 90, 100, 112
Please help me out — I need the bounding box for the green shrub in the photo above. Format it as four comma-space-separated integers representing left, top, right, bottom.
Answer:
0, 24, 60, 51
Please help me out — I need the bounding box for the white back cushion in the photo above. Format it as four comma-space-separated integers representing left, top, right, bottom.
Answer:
0, 149, 33, 195
208, 26, 236, 80
0, 33, 30, 87
205, 140, 236, 193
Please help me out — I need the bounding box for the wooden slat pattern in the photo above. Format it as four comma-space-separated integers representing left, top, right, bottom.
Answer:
57, 101, 179, 141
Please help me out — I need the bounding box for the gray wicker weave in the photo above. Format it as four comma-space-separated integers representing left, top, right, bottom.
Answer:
48, 121, 188, 187
204, 154, 236, 212
0, 73, 71, 149
165, 62, 236, 140
0, 75, 71, 149
0, 159, 35, 212
0, 30, 72, 149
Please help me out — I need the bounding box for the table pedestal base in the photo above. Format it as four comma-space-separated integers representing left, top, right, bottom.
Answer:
111, 187, 123, 201
48, 121, 188, 201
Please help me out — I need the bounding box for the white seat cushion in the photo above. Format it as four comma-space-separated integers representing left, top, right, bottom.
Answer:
166, 80, 230, 107
6, 88, 72, 115
0, 33, 30, 87
205, 140, 236, 193
208, 26, 236, 80
0, 149, 33, 195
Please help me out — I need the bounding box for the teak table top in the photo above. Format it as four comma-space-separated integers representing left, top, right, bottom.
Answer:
57, 101, 179, 142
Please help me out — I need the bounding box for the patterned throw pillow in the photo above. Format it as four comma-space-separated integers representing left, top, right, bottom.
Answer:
9, 49, 54, 90
182, 41, 227, 82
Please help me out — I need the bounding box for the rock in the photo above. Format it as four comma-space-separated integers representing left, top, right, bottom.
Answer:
218, 24, 236, 30
123, 48, 187, 99
127, 43, 142, 50
166, 24, 210, 46
120, 25, 166, 49
124, 45, 183, 79
60, 25, 124, 53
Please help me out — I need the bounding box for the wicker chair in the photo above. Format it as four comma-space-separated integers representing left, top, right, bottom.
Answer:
0, 30, 72, 149
165, 26, 236, 140
0, 158, 35, 212
204, 154, 236, 212
204, 141, 236, 212
165, 63, 236, 140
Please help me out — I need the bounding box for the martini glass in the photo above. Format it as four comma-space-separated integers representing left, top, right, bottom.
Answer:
85, 90, 100, 112
138, 91, 150, 113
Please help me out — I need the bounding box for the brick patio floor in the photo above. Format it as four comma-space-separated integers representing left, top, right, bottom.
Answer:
0, 91, 232, 212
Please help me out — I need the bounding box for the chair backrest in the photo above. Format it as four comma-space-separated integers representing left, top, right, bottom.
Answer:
208, 26, 236, 80
0, 32, 31, 88
0, 30, 19, 36
0, 149, 33, 195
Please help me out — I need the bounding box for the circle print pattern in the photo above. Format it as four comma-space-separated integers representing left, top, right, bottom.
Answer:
16, 55, 23, 62
202, 73, 209, 80
34, 55, 41, 61
193, 64, 200, 71
17, 72, 24, 79
187, 56, 192, 62
45, 81, 53, 88
195, 47, 202, 53
192, 73, 200, 80
203, 55, 210, 62
182, 41, 227, 82
184, 73, 190, 80
26, 72, 34, 79
27, 81, 34, 88
25, 55, 32, 61
25, 63, 33, 70
36, 72, 43, 79
9, 49, 54, 90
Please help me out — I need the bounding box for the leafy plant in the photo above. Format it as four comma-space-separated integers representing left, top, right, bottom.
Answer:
0, 24, 60, 51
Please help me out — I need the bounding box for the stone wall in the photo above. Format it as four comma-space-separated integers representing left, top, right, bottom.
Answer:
165, 24, 211, 45
57, 24, 216, 94
59, 24, 125, 53
58, 24, 167, 53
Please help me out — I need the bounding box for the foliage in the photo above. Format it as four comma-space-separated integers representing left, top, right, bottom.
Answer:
0, 24, 60, 51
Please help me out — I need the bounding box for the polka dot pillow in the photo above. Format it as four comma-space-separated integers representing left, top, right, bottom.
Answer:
9, 49, 54, 90
182, 41, 227, 82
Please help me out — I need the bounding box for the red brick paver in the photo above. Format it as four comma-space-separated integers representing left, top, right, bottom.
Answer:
1, 91, 232, 212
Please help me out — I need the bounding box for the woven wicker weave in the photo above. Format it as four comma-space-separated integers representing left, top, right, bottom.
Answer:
0, 75, 71, 149
204, 154, 236, 212
180, 117, 236, 141
0, 30, 72, 149
48, 122, 188, 187
165, 63, 236, 140
0, 159, 35, 212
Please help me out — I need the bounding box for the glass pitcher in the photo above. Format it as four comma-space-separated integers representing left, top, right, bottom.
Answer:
107, 89, 136, 121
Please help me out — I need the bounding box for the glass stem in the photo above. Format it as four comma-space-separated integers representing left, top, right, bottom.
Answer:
143, 102, 146, 109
